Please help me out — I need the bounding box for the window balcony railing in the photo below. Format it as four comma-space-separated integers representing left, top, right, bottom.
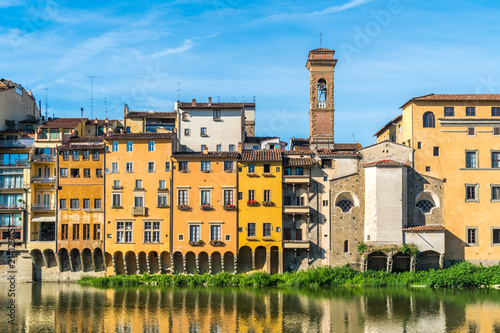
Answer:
32, 176, 56, 184
0, 205, 24, 210
32, 154, 56, 162
132, 207, 146, 216
0, 160, 29, 167
0, 140, 33, 148
282, 240, 310, 249
0, 182, 28, 189
317, 101, 326, 108
31, 204, 56, 211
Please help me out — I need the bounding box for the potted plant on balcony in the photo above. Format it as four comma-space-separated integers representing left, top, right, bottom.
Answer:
247, 200, 259, 206
157, 204, 169, 208
189, 239, 204, 246
200, 204, 212, 210
111, 205, 122, 209
210, 240, 224, 246
223, 204, 236, 210
178, 204, 190, 210
261, 201, 274, 207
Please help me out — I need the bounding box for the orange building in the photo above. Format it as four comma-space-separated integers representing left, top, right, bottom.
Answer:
171, 149, 238, 274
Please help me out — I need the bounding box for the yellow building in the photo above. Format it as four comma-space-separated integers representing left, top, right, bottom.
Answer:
376, 94, 500, 264
57, 137, 105, 273
238, 150, 283, 274
104, 132, 174, 276
171, 149, 238, 274
122, 105, 176, 134
374, 114, 402, 143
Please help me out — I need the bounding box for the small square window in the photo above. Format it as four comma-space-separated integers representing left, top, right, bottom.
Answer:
225, 234, 231, 241
417, 142, 421, 149
466, 107, 476, 116
492, 107, 500, 116
178, 234, 184, 241
184, 129, 190, 136
201, 127, 207, 136
323, 176, 328, 181
323, 200, 328, 207
433, 147, 439, 156
229, 144, 235, 152
467, 127, 476, 136
466, 184, 479, 202
493, 127, 500, 136
444, 107, 454, 117
216, 144, 222, 152
425, 166, 430, 172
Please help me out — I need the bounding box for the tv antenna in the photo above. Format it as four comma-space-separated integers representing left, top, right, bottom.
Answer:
44, 88, 49, 119
177, 82, 181, 101
104, 97, 108, 118
88, 76, 100, 118
319, 32, 323, 48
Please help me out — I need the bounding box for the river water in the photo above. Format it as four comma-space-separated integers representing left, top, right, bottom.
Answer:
1, 282, 500, 332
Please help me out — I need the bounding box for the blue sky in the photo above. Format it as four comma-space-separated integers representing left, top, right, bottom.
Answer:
1, 0, 500, 146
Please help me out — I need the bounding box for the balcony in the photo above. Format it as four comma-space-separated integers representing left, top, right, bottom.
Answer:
282, 240, 310, 249
0, 139, 33, 148
283, 175, 310, 184
32, 154, 56, 162
31, 204, 56, 211
32, 177, 56, 184
132, 207, 146, 216
0, 160, 29, 167
0, 182, 29, 190
0, 205, 24, 211
283, 205, 310, 214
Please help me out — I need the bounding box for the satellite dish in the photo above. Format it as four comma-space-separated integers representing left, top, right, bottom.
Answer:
311, 152, 316, 158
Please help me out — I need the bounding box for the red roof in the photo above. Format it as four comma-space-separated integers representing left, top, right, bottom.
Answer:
68, 136, 103, 142
125, 111, 176, 118
59, 143, 105, 150
401, 94, 500, 109
403, 225, 446, 231
39, 118, 86, 129
173, 152, 239, 159
178, 102, 254, 109
240, 150, 282, 162
282, 150, 313, 156
334, 143, 362, 151
363, 160, 409, 167
104, 133, 173, 140
283, 157, 316, 166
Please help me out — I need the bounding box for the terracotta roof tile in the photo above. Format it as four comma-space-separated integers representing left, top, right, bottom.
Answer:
403, 225, 446, 231
401, 94, 500, 108
39, 118, 86, 129
283, 157, 316, 166
334, 143, 362, 151
317, 148, 358, 157
104, 132, 173, 140
240, 150, 281, 161
125, 111, 176, 118
281, 150, 313, 156
363, 159, 409, 167
173, 152, 239, 159
68, 136, 103, 142
178, 102, 254, 109
59, 143, 105, 150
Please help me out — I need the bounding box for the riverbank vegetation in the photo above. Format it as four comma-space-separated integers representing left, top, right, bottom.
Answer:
79, 261, 500, 288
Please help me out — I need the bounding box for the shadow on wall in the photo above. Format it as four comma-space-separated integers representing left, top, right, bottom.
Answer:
444, 230, 465, 267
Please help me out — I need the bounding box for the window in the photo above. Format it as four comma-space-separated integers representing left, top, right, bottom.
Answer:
224, 189, 234, 205
263, 164, 271, 173
112, 141, 118, 152
94, 199, 101, 209
189, 225, 200, 242
492, 152, 500, 168
466, 184, 479, 202
211, 225, 221, 241
179, 234, 184, 241
159, 180, 166, 189
60, 168, 67, 178
417, 142, 422, 149
148, 162, 155, 173
72, 150, 79, 161
83, 199, 90, 209
336, 200, 354, 212
423, 112, 435, 128
200, 127, 207, 136
216, 144, 222, 152
284, 167, 291, 175
491, 185, 500, 202
229, 144, 235, 152
83, 169, 90, 178
247, 223, 256, 237
201, 190, 211, 205
296, 167, 304, 175
82, 150, 89, 161
225, 234, 231, 241
158, 194, 168, 207
112, 193, 121, 207
238, 192, 243, 200
323, 200, 328, 207
165, 162, 170, 172
493, 228, 500, 245
213, 110, 221, 120
111, 162, 118, 173
248, 164, 255, 173
264, 190, 271, 202
416, 199, 434, 213
117, 222, 132, 243
126, 141, 133, 152
126, 126, 131, 133
179, 161, 188, 172
126, 162, 133, 173
83, 224, 90, 240
201, 145, 207, 152
182, 112, 189, 121
425, 166, 431, 172
223, 161, 233, 172
492, 107, 500, 116
467, 228, 477, 245
70, 169, 80, 178
113, 180, 121, 189
248, 190, 255, 201
494, 127, 500, 136
184, 129, 190, 136
467, 127, 476, 136
61, 224, 68, 240
73, 224, 79, 240
148, 141, 155, 152
60, 199, 66, 209
70, 199, 79, 209
466, 151, 477, 168
201, 161, 211, 172
466, 107, 476, 116
144, 222, 160, 243
93, 224, 101, 240
433, 147, 439, 156
253, 145, 259, 150
178, 190, 188, 206
344, 240, 349, 253
263, 223, 271, 237
62, 151, 69, 161
444, 107, 454, 117
135, 179, 143, 190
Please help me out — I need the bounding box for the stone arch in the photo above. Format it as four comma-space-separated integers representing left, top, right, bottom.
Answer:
255, 246, 267, 271
415, 190, 440, 214
43, 249, 57, 268
160, 251, 171, 273
366, 251, 387, 271
173, 252, 183, 273
237, 246, 252, 273
70, 249, 82, 272
114, 251, 126, 275
211, 252, 222, 274
148, 251, 160, 274
392, 252, 411, 272
223, 251, 235, 273
104, 252, 113, 270
423, 111, 435, 128
198, 252, 209, 274
125, 251, 137, 275
58, 249, 71, 272
81, 248, 93, 272
94, 248, 104, 271
416, 250, 440, 271
334, 191, 360, 213
31, 249, 43, 281
137, 252, 148, 274
185, 252, 196, 274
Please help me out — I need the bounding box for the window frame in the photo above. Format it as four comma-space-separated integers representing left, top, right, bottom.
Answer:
492, 151, 500, 168
247, 222, 256, 237
422, 112, 436, 128
126, 141, 133, 152
466, 227, 478, 246
465, 150, 478, 168
444, 107, 455, 117
466, 106, 476, 116
148, 141, 155, 152
465, 183, 479, 203
492, 107, 500, 117
112, 141, 118, 152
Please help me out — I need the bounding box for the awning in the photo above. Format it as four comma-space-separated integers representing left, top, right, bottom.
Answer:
31, 216, 55, 222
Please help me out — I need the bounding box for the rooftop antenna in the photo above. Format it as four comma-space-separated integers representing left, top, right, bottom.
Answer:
104, 97, 108, 118
107, 89, 115, 119
177, 82, 181, 101
217, 96, 220, 102
253, 96, 256, 103
88, 75, 100, 119
351, 132, 356, 143
44, 88, 49, 119
319, 32, 323, 48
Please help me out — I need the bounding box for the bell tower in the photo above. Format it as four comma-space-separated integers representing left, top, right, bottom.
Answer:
306, 48, 337, 148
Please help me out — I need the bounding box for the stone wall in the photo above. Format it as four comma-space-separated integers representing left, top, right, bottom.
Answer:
407, 170, 444, 227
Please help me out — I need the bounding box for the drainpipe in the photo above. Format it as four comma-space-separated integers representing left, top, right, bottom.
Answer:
55, 147, 59, 252
103, 145, 106, 256
329, 188, 332, 266
169, 154, 174, 256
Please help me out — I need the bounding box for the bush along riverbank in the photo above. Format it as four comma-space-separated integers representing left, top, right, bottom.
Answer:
79, 261, 500, 288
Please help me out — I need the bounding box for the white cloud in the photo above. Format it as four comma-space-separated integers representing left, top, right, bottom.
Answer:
150, 39, 194, 58
0, 0, 22, 8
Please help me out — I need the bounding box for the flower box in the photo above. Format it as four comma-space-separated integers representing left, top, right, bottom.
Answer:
247, 173, 258, 177
261, 201, 274, 207
201, 170, 211, 173
210, 240, 224, 246
157, 204, 169, 208
178, 205, 190, 210
200, 204, 213, 210
223, 204, 236, 210
158, 188, 169, 192
189, 240, 204, 246
247, 200, 259, 206
262, 173, 274, 177
111, 205, 122, 209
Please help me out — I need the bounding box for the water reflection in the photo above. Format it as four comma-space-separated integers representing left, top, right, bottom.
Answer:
1, 283, 500, 332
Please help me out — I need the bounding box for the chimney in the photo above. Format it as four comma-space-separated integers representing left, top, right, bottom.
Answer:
124, 104, 129, 117
192, 98, 196, 106
238, 142, 243, 153
208, 97, 212, 106
202, 145, 208, 154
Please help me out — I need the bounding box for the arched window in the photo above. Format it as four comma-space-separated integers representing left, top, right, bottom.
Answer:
337, 200, 354, 212
317, 79, 327, 108
344, 240, 349, 253
423, 112, 435, 128
416, 199, 434, 213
